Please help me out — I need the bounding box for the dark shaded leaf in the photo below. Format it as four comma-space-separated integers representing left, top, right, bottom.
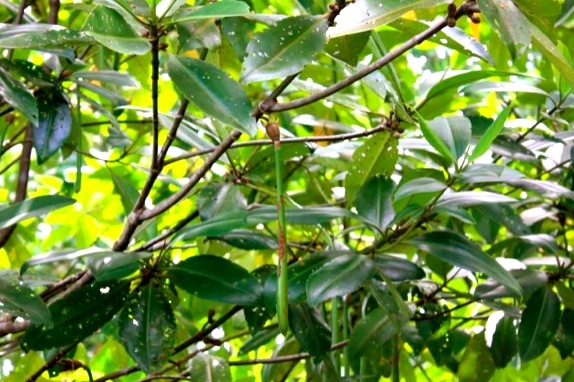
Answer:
168, 255, 262, 305
109, 168, 139, 215
355, 175, 395, 231
0, 195, 75, 230
324, 31, 371, 65
373, 254, 425, 281
247, 205, 354, 225
410, 231, 521, 297
239, 326, 281, 355
554, 309, 574, 359
348, 308, 399, 362
289, 303, 331, 361
519, 287, 561, 362
394, 177, 446, 201
34, 89, 72, 163
167, 55, 256, 134
84, 6, 150, 54
241, 16, 328, 83
21, 281, 130, 351
490, 315, 517, 368
0, 66, 38, 125
214, 229, 278, 250
307, 254, 374, 306
261, 336, 300, 382
429, 116, 472, 160
0, 274, 51, 325
474, 269, 548, 300
119, 285, 176, 373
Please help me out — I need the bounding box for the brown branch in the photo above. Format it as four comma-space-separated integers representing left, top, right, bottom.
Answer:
258, 1, 480, 114
164, 124, 390, 165
229, 340, 348, 366
133, 209, 199, 252
48, 0, 60, 24
0, 126, 32, 248
26, 343, 76, 382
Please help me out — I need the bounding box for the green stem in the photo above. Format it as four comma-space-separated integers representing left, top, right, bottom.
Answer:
392, 335, 400, 382
274, 141, 289, 334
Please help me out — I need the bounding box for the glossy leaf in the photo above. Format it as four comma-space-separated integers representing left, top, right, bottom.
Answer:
197, 182, 247, 220
348, 308, 399, 361
88, 252, 150, 281
328, 0, 450, 38
554, 309, 574, 359
457, 332, 496, 382
417, 113, 454, 162
324, 31, 371, 66
0, 23, 93, 49
457, 163, 525, 184
429, 116, 472, 161
394, 177, 446, 201
168, 55, 256, 134
168, 255, 262, 305
34, 89, 72, 164
84, 6, 150, 54
0, 275, 51, 325
171, 0, 250, 23
21, 281, 130, 351
469, 106, 511, 162
490, 315, 518, 368
214, 229, 278, 250
175, 210, 248, 242
119, 285, 176, 373
246, 205, 354, 225
368, 280, 412, 323
189, 353, 232, 382
345, 131, 398, 204
355, 175, 395, 231
289, 303, 331, 361
373, 254, 425, 281
475, 269, 547, 300
241, 15, 328, 83
0, 67, 38, 126
0, 195, 75, 230
480, 0, 531, 59
70, 70, 139, 87
436, 191, 516, 208
410, 231, 521, 297
307, 254, 374, 306
261, 337, 300, 382
507, 179, 574, 200
518, 287, 561, 362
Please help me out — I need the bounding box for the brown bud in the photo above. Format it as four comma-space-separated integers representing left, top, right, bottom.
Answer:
447, 17, 456, 27
5, 113, 15, 124
141, 30, 150, 38
470, 13, 481, 24
158, 42, 169, 50
447, 3, 456, 18
265, 122, 280, 142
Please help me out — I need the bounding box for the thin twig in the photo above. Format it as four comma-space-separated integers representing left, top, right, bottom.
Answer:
229, 340, 348, 365
26, 343, 77, 382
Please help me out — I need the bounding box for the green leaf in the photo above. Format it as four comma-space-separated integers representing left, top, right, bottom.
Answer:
168, 255, 262, 305
373, 254, 425, 281
167, 55, 256, 135
474, 269, 547, 300
419, 70, 532, 109
83, 6, 151, 54
480, 0, 531, 59
507, 179, 574, 200
518, 287, 561, 362
410, 231, 521, 297
261, 336, 300, 382
394, 177, 447, 201
345, 131, 398, 204
324, 31, 371, 66
189, 353, 232, 382
554, 309, 574, 359
355, 175, 395, 231
246, 205, 354, 225
307, 254, 374, 306
0, 195, 75, 230
490, 315, 518, 368
328, 0, 450, 38
119, 285, 176, 373
457, 163, 525, 184
70, 70, 139, 87
109, 169, 140, 215
416, 112, 454, 163
428, 116, 472, 161
34, 89, 72, 164
197, 182, 247, 220
88, 251, 150, 281
289, 303, 331, 361
348, 308, 400, 361
213, 229, 278, 250
368, 280, 412, 323
21, 281, 130, 351
436, 191, 516, 208
0, 275, 52, 326
469, 106, 511, 162
0, 67, 38, 126
240, 15, 328, 83
457, 332, 496, 382
171, 0, 250, 23
0, 23, 93, 49
175, 210, 248, 242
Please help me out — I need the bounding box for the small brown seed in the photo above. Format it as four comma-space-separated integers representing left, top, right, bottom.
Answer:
265, 122, 281, 142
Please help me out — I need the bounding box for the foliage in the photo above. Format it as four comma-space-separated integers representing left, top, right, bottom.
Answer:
0, 0, 573, 381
